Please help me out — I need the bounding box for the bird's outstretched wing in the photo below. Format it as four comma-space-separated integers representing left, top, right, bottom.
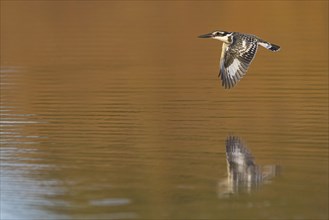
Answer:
218, 136, 280, 197
219, 39, 258, 89
225, 136, 255, 169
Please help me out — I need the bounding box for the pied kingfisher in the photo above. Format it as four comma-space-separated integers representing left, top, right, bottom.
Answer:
199, 31, 280, 89
217, 136, 280, 197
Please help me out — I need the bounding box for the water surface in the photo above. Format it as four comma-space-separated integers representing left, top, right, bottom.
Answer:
1, 1, 328, 219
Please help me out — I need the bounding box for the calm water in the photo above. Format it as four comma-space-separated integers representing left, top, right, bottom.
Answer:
1, 2, 328, 220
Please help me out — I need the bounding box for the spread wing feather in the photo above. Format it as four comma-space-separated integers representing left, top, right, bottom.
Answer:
219, 37, 258, 89
226, 136, 255, 168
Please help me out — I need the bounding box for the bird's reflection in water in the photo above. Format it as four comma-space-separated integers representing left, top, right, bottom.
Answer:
218, 136, 280, 198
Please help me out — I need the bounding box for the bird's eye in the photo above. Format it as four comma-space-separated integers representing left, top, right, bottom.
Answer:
216, 32, 222, 36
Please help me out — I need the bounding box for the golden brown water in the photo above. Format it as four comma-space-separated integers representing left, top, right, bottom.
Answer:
1, 1, 328, 219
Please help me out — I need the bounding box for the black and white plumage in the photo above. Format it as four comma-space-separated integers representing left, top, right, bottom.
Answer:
199, 31, 280, 89
225, 136, 262, 185
217, 136, 280, 197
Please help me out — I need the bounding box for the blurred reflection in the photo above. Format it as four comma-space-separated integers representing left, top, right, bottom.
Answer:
218, 136, 280, 198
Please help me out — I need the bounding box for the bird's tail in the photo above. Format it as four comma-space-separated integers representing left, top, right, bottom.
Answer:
259, 40, 281, 52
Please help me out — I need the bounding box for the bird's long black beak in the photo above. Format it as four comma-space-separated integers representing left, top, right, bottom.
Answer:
198, 33, 213, 38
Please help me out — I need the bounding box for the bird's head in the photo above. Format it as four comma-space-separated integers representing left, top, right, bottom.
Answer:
198, 31, 232, 43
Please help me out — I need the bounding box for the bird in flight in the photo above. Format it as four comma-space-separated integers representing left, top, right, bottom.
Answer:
217, 136, 280, 197
199, 31, 280, 89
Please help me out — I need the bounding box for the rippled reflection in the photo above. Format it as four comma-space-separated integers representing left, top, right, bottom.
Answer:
218, 136, 280, 198
1, 1, 328, 219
